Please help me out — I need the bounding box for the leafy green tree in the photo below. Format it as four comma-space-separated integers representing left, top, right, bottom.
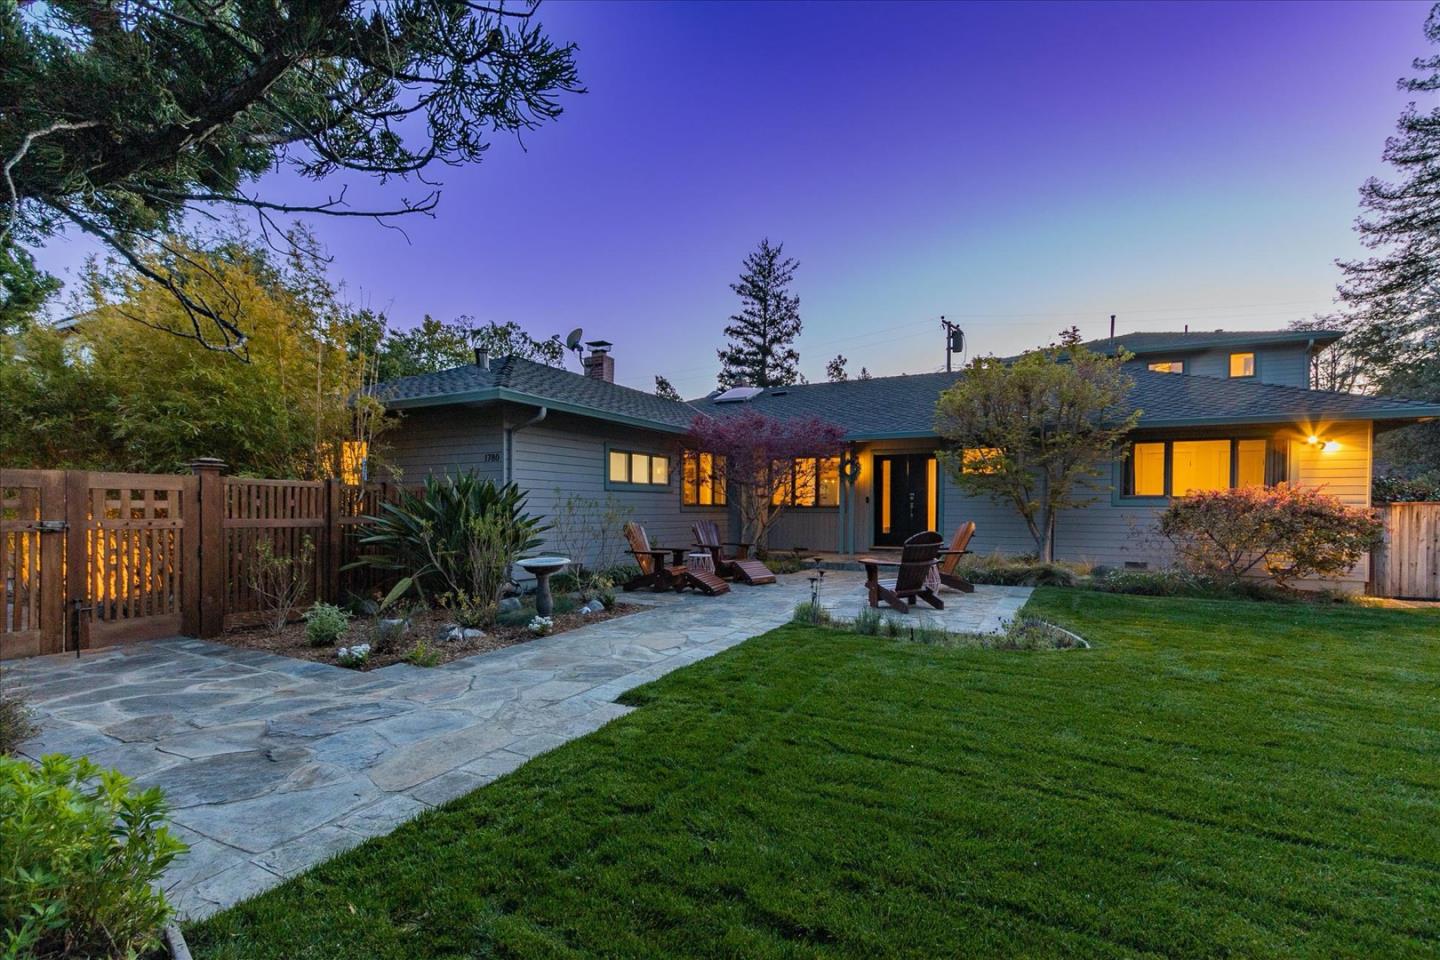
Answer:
1, 1, 580, 350
654, 375, 682, 401
367, 315, 564, 382
1333, 4, 1440, 473
717, 238, 802, 388
0, 238, 59, 333
0, 231, 383, 476
934, 339, 1140, 561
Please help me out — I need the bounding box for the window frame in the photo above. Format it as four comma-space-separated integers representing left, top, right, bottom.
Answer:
680, 449, 727, 508
770, 456, 842, 509
1116, 436, 1288, 502
604, 444, 672, 491
1228, 352, 1257, 378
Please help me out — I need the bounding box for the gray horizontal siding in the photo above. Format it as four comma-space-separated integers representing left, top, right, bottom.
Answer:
509, 412, 726, 570
382, 407, 504, 482
1145, 346, 1311, 388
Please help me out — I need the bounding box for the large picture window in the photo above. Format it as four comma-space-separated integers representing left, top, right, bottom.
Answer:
770, 456, 841, 507
1123, 438, 1281, 498
681, 450, 727, 506
608, 448, 669, 487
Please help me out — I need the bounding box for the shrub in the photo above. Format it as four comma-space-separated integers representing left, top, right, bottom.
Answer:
1159, 484, 1382, 588
336, 643, 371, 668
1, 680, 37, 756
370, 615, 411, 654
527, 615, 554, 636
790, 600, 832, 626
0, 754, 186, 959
441, 591, 495, 631
248, 536, 315, 634
852, 606, 884, 636
954, 553, 1085, 587
987, 616, 1086, 650
1089, 568, 1291, 602
404, 639, 441, 667
1373, 471, 1440, 504
350, 472, 546, 605
764, 553, 811, 575
303, 602, 351, 647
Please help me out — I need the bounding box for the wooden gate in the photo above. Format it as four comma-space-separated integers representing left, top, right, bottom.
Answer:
2, 464, 396, 659
1371, 502, 1440, 600
1, 471, 66, 658
1, 469, 197, 657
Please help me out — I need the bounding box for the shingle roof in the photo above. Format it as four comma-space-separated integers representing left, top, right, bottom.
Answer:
369, 355, 701, 431
687, 364, 1440, 438
1081, 328, 1344, 357
369, 354, 1440, 439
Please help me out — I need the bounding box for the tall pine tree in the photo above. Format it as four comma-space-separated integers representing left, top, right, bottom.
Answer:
1336, 4, 1440, 474
717, 239, 802, 388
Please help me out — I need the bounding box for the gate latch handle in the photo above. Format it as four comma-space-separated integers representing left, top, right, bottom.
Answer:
36, 520, 68, 533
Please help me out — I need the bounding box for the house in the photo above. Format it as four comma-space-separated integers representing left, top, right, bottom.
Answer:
372, 333, 1440, 592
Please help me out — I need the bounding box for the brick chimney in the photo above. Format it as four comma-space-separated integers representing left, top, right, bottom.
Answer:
582, 340, 614, 383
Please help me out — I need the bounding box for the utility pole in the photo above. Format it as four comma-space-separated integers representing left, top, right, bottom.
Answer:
941, 315, 965, 373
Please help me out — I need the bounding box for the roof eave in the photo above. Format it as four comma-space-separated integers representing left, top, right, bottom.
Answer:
382, 386, 691, 434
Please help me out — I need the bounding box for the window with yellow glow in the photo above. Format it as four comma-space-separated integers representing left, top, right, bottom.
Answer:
681, 450, 726, 506
1147, 361, 1184, 374
1129, 442, 1166, 496
1236, 439, 1266, 488
1229, 352, 1255, 377
1125, 438, 1283, 497
962, 448, 1002, 474
770, 457, 841, 508
608, 448, 669, 487
1171, 440, 1231, 495
880, 459, 892, 533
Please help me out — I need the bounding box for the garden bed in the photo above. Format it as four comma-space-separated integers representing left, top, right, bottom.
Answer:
216, 601, 642, 670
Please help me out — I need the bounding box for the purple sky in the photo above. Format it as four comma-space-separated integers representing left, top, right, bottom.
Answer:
34, 1, 1431, 397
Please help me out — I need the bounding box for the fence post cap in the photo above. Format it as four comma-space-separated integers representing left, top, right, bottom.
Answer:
188, 458, 228, 474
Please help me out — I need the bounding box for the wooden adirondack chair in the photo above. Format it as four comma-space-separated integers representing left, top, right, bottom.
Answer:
859, 531, 944, 613
692, 520, 777, 585
937, 521, 976, 593
622, 522, 729, 595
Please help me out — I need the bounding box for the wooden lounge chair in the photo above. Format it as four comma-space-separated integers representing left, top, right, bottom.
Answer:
859, 531, 944, 613
623, 522, 729, 596
937, 521, 976, 593
692, 520, 777, 585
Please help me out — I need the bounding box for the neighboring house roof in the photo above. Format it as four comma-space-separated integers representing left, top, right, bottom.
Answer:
370, 348, 1440, 441
369, 355, 701, 431
1081, 328, 1344, 357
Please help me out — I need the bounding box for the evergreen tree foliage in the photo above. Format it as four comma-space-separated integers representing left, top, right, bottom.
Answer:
654, 375, 682, 401
825, 355, 848, 382
1334, 4, 1440, 474
717, 239, 802, 389
1, 1, 581, 350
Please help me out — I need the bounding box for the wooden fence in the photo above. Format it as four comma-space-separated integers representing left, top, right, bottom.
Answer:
1370, 502, 1440, 600
1, 462, 399, 659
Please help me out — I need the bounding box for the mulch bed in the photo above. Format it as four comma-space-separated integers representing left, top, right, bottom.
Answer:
215, 601, 641, 670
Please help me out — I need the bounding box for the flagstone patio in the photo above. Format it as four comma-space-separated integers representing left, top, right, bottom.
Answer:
5, 571, 1030, 919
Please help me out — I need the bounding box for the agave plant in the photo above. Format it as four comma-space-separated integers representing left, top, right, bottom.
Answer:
349, 472, 547, 607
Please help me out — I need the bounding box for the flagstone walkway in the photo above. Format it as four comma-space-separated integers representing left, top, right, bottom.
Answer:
5, 572, 1030, 919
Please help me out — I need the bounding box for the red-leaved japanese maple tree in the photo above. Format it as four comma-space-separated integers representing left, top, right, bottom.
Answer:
688, 410, 846, 553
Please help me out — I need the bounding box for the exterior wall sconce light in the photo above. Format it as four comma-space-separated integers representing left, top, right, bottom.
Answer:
1306, 435, 1341, 453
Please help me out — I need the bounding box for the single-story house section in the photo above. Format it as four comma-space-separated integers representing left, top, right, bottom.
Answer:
371, 332, 1440, 592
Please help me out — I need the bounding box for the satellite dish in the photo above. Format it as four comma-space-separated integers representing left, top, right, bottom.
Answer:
565, 328, 584, 352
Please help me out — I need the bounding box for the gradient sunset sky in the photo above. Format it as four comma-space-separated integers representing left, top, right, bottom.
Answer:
34, 1, 1433, 396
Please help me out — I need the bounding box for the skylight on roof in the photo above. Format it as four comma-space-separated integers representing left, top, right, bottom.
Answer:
714, 386, 764, 403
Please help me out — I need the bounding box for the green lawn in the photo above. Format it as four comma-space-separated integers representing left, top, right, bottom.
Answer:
187, 591, 1440, 959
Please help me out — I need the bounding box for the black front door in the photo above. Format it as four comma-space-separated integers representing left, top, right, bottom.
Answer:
873, 454, 932, 546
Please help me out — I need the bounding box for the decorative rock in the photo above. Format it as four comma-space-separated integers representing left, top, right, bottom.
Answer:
498, 597, 522, 613
445, 627, 486, 642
